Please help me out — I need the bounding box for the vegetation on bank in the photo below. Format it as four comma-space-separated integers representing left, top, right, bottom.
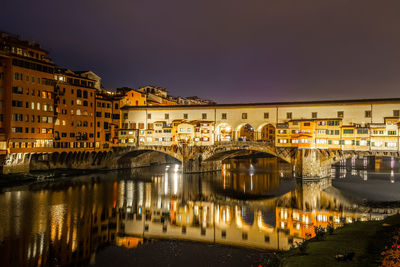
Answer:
264, 214, 400, 267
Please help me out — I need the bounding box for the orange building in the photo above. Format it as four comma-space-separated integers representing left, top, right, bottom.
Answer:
0, 32, 56, 154
95, 92, 122, 148
120, 89, 146, 107
53, 69, 97, 151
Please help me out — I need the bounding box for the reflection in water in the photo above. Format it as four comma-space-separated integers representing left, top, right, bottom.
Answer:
0, 157, 399, 266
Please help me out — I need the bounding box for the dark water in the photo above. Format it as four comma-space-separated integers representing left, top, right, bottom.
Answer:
1, 156, 400, 266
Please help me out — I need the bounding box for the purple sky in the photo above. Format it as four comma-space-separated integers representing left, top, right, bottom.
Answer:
2, 0, 400, 103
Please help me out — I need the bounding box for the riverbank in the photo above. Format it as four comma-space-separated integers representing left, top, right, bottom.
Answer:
278, 213, 400, 266
93, 239, 272, 267
0, 168, 116, 190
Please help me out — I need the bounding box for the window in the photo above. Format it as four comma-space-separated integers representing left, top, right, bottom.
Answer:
14, 72, 23, 81
123, 113, 128, 119
242, 233, 248, 240
264, 112, 269, 119
202, 113, 207, 120
104, 122, 109, 129
11, 100, 23, 107
105, 112, 111, 118
304, 122, 310, 126
115, 103, 119, 109
165, 113, 169, 119
394, 110, 400, 117
242, 113, 247, 119
343, 129, 354, 134
77, 89, 82, 97
12, 86, 23, 94
148, 113, 151, 119
365, 110, 372, 118
286, 112, 292, 119
388, 131, 397, 136
327, 120, 340, 126
96, 112, 102, 117
183, 113, 188, 119
337, 111, 344, 118
357, 129, 368, 134
312, 112, 317, 119
222, 113, 227, 119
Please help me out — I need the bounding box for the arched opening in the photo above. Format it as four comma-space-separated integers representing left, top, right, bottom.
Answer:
237, 124, 254, 141
259, 123, 275, 143
216, 123, 233, 142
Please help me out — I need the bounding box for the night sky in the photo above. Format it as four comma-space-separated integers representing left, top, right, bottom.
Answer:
2, 0, 400, 103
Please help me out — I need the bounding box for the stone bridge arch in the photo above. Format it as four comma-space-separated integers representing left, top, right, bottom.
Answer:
201, 142, 295, 164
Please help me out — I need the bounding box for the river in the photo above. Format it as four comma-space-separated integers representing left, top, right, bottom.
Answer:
0, 156, 399, 266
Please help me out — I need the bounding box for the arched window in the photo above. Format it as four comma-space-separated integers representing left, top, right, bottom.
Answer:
55, 119, 60, 125
76, 109, 81, 115
83, 121, 88, 127
77, 89, 82, 97
77, 120, 82, 127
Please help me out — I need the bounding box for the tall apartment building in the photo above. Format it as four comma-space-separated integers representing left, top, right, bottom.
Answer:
0, 32, 56, 154
95, 90, 122, 149
53, 68, 96, 151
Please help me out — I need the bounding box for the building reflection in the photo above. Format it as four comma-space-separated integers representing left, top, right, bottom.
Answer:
0, 157, 399, 266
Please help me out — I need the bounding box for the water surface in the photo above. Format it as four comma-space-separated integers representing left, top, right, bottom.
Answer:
1, 156, 399, 266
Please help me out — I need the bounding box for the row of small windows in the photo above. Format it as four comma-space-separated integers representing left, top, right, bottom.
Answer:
54, 132, 93, 139
53, 142, 94, 148
277, 138, 400, 147
12, 101, 54, 111
142, 110, 396, 121
11, 127, 53, 134
12, 86, 53, 99
12, 114, 53, 123
12, 59, 54, 74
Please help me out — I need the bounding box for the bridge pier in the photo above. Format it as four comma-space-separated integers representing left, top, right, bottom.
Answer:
294, 149, 332, 179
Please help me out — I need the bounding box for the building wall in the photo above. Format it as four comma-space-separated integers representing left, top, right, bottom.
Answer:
54, 71, 96, 151
121, 100, 400, 150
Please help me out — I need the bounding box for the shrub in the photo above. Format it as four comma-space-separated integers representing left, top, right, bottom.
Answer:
264, 252, 284, 267
327, 223, 334, 235
298, 241, 308, 254
314, 226, 326, 241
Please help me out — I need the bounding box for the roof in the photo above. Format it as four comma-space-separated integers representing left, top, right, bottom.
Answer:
121, 98, 400, 110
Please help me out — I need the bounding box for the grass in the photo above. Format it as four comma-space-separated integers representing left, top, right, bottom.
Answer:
279, 214, 400, 267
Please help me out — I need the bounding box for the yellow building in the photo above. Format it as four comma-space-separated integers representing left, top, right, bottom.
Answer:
275, 123, 291, 147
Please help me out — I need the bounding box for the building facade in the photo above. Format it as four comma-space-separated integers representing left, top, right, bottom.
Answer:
120, 99, 400, 151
